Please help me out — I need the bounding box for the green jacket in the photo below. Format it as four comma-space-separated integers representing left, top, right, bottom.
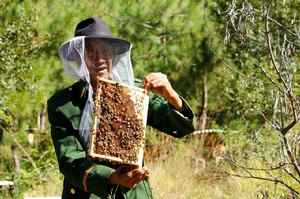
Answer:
47, 80, 195, 199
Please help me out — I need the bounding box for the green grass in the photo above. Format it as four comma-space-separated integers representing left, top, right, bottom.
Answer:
24, 171, 63, 197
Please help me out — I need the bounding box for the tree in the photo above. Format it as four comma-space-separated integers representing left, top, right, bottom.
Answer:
221, 0, 300, 197
0, 0, 40, 130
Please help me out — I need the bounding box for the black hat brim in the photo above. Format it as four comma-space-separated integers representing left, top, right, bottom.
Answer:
85, 36, 131, 55
59, 36, 131, 62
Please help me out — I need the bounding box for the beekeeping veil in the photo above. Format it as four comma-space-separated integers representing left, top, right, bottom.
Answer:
58, 17, 134, 148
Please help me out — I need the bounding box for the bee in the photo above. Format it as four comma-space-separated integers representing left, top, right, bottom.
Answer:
91, 79, 147, 164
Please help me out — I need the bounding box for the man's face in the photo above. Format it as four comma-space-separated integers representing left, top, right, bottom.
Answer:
85, 39, 113, 84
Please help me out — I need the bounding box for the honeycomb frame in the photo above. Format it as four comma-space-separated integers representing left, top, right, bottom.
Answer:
88, 78, 149, 167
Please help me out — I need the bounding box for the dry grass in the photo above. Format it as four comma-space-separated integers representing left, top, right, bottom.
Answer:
146, 141, 278, 199
23, 139, 295, 198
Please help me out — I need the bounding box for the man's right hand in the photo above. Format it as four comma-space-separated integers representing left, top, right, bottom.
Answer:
108, 166, 150, 188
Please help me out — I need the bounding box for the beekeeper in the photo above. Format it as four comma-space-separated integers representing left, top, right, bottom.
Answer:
47, 16, 195, 199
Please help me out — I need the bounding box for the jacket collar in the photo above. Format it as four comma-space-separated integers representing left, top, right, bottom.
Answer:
76, 80, 89, 100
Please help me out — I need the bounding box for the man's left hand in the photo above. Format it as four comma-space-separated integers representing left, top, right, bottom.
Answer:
142, 72, 182, 110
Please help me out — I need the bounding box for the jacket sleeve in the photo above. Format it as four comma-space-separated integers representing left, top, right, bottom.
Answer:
47, 102, 114, 197
147, 93, 195, 138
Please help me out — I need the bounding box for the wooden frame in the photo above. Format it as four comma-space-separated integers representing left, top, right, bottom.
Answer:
88, 78, 149, 167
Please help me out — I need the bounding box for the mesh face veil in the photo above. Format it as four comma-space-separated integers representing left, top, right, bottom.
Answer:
59, 36, 134, 148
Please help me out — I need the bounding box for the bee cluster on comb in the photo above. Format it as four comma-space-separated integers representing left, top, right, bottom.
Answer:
88, 78, 149, 167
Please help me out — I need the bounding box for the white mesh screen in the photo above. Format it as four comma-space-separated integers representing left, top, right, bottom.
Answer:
58, 36, 134, 148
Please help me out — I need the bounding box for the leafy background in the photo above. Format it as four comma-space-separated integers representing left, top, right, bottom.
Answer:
0, 0, 299, 198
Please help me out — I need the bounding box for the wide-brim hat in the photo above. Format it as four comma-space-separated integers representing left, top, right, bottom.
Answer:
59, 17, 131, 61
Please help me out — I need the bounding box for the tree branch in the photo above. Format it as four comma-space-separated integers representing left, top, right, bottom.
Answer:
232, 172, 299, 195
226, 156, 286, 171
223, 60, 282, 90
283, 167, 300, 184
257, 110, 280, 131
281, 134, 300, 177
264, 7, 298, 125
10, 131, 42, 177
255, 64, 283, 92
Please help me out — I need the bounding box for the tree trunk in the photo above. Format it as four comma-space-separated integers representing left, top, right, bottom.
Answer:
11, 145, 20, 172
38, 104, 47, 133
199, 72, 208, 130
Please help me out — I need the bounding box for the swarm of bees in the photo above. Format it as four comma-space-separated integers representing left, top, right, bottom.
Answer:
88, 78, 149, 167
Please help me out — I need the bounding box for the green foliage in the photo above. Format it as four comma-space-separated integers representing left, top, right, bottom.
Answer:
0, 0, 299, 197
0, 0, 38, 129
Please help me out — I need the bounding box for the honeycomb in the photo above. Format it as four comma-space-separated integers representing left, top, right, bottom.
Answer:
88, 78, 149, 167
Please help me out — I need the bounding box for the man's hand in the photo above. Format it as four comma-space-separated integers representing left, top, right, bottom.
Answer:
108, 166, 150, 188
143, 72, 182, 110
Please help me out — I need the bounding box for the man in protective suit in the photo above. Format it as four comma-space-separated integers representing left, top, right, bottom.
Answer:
47, 16, 195, 199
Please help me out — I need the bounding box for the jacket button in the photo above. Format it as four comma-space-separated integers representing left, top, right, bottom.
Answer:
70, 188, 75, 194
